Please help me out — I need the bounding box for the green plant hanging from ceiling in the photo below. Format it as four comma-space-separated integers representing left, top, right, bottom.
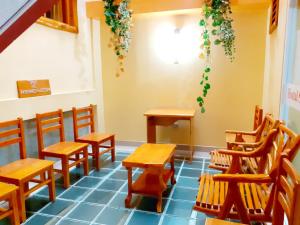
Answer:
104, 0, 133, 77
197, 0, 235, 113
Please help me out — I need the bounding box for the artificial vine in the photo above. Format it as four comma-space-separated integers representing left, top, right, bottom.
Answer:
104, 0, 133, 77
197, 0, 235, 113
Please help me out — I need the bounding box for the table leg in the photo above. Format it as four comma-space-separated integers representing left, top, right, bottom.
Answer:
147, 117, 156, 143
189, 118, 194, 163
170, 156, 176, 185
125, 167, 132, 208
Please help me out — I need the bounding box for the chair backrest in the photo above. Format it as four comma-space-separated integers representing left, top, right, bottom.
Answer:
0, 118, 26, 159
253, 105, 263, 130
36, 109, 65, 157
255, 114, 276, 142
273, 156, 300, 225
72, 104, 95, 140
262, 124, 297, 174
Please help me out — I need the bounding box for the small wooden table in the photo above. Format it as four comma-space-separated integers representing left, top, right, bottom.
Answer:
144, 108, 195, 161
122, 143, 176, 213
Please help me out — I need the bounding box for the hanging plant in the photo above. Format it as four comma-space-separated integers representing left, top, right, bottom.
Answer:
104, 0, 133, 77
197, 0, 235, 113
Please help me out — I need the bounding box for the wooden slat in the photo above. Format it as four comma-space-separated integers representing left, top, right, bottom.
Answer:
201, 174, 210, 206
239, 183, 247, 207
207, 175, 215, 207
256, 185, 267, 209
77, 122, 92, 129
76, 106, 92, 114
41, 117, 60, 125
213, 181, 220, 209
244, 183, 254, 212
42, 124, 61, 133
220, 181, 225, 205
278, 192, 291, 219
250, 183, 262, 212
0, 137, 21, 147
0, 119, 19, 128
196, 175, 206, 205
77, 115, 91, 122
0, 128, 20, 138
280, 176, 294, 204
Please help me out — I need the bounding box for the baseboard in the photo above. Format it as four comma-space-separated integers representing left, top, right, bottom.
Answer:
116, 140, 221, 153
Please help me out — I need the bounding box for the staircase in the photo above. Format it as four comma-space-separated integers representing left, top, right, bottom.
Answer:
0, 0, 58, 53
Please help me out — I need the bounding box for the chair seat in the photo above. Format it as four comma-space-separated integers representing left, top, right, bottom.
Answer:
0, 158, 53, 181
205, 218, 246, 225
209, 151, 259, 173
195, 174, 269, 217
0, 182, 18, 198
77, 133, 114, 144
225, 133, 256, 145
42, 142, 88, 156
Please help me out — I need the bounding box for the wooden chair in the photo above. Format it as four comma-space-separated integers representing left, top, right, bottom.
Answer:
252, 105, 263, 130
209, 119, 281, 173
72, 105, 115, 170
0, 182, 19, 225
272, 155, 300, 225
36, 109, 89, 188
225, 114, 274, 150
194, 124, 300, 224
0, 118, 55, 222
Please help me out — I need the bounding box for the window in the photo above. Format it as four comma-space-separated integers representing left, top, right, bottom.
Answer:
37, 0, 78, 33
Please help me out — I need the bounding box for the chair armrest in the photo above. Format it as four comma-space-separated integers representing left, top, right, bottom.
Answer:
225, 130, 257, 135
213, 174, 272, 183
217, 149, 251, 157
227, 141, 261, 148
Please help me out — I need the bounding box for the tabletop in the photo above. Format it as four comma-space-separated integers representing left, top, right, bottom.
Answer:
144, 108, 195, 118
122, 143, 176, 168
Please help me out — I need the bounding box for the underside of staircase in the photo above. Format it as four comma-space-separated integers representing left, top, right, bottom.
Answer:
0, 0, 58, 53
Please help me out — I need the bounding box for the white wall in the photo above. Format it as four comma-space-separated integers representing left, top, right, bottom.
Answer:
0, 0, 104, 131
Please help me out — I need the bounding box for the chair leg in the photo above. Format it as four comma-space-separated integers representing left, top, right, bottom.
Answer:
48, 167, 56, 202
111, 138, 115, 162
93, 145, 100, 171
17, 184, 26, 222
75, 153, 81, 168
62, 157, 70, 188
83, 148, 89, 176
10, 191, 20, 225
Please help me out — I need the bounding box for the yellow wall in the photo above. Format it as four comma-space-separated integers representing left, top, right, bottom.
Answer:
101, 7, 268, 147
262, 0, 289, 117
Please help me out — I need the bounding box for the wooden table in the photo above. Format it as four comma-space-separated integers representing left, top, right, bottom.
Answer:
122, 143, 176, 213
144, 108, 195, 161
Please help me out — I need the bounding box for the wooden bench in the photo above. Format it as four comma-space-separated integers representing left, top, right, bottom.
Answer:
36, 109, 89, 188
72, 105, 115, 170
0, 118, 55, 222
0, 182, 19, 225
194, 125, 300, 224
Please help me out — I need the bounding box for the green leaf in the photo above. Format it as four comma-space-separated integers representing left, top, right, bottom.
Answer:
205, 76, 208, 80
205, 83, 211, 89
214, 39, 221, 45
201, 107, 206, 113
212, 29, 218, 35
197, 96, 204, 103
204, 40, 210, 46
205, 67, 211, 73
200, 81, 204, 85
199, 19, 206, 26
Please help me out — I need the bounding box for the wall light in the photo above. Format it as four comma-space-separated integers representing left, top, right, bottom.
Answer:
152, 22, 200, 65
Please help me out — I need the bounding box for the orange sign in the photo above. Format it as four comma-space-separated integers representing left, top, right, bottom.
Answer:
17, 80, 51, 98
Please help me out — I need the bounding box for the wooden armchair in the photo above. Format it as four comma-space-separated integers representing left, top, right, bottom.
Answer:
0, 118, 55, 222
209, 120, 281, 173
36, 109, 89, 188
225, 114, 275, 150
194, 124, 300, 224
0, 182, 19, 225
72, 105, 115, 170
272, 155, 300, 225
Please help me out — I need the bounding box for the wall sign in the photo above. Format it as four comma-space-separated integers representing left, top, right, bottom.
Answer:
17, 80, 51, 98
286, 83, 300, 111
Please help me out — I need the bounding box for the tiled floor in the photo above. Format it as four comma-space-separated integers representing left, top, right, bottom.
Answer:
0, 150, 220, 225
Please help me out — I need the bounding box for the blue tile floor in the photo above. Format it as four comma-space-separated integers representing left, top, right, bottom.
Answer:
0, 151, 221, 225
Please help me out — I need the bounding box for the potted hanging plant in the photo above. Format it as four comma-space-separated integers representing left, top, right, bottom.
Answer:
197, 0, 235, 113
103, 0, 133, 77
